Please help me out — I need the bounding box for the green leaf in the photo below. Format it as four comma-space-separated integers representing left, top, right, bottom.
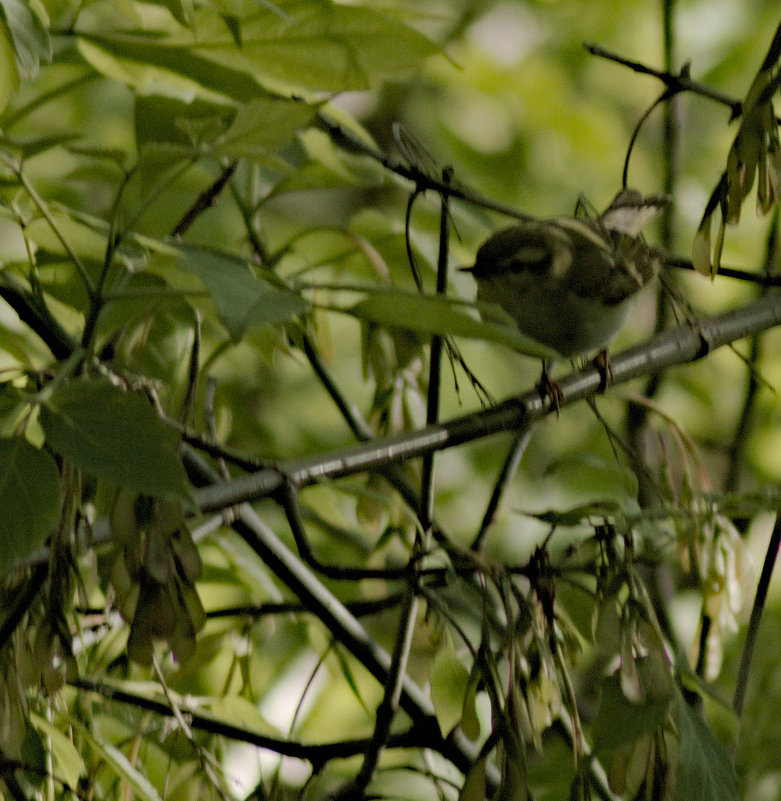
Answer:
189, 3, 439, 94
430, 648, 471, 736
459, 756, 487, 801
178, 245, 309, 340
40, 380, 192, 504
0, 0, 51, 79
216, 96, 319, 160
347, 290, 556, 358
523, 500, 622, 527
77, 723, 164, 801
673, 690, 740, 801
0, 17, 19, 115
270, 127, 385, 195
0, 436, 60, 574
76, 37, 253, 105
78, 2, 437, 101
29, 713, 85, 790
593, 670, 671, 753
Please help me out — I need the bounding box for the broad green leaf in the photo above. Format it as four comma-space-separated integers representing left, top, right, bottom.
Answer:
78, 2, 437, 101
216, 96, 319, 160
673, 690, 739, 801
77, 724, 164, 801
0, 0, 50, 79
269, 128, 385, 195
187, 3, 439, 94
40, 380, 192, 504
29, 713, 85, 790
0, 436, 60, 573
178, 245, 309, 340
76, 37, 249, 105
0, 17, 19, 115
430, 648, 471, 736
593, 669, 671, 753
347, 291, 557, 358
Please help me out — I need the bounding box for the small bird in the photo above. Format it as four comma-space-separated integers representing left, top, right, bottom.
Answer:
466, 189, 668, 364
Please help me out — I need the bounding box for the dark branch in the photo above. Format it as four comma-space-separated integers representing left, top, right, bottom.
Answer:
194, 292, 781, 514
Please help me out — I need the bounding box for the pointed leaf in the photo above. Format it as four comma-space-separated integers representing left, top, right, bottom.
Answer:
0, 436, 60, 574
430, 648, 471, 736
593, 669, 671, 753
673, 690, 739, 801
29, 714, 85, 790
0, 17, 19, 115
178, 246, 308, 340
348, 291, 556, 358
216, 97, 319, 159
40, 380, 192, 503
77, 724, 164, 801
0, 0, 50, 78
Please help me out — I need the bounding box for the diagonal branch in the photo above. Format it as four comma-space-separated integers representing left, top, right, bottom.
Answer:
194, 293, 781, 514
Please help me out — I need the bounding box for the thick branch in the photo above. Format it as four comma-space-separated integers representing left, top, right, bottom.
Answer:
195, 293, 781, 514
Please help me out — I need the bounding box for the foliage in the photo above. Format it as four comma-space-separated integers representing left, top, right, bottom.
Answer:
0, 1, 779, 800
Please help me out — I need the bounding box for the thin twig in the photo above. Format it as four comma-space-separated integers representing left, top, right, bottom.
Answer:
723, 212, 779, 493
733, 515, 781, 717
584, 41, 746, 118
172, 161, 238, 239
275, 479, 409, 581
340, 586, 419, 799
420, 173, 452, 530
317, 111, 536, 224
471, 426, 532, 552
151, 657, 228, 799
0, 564, 48, 652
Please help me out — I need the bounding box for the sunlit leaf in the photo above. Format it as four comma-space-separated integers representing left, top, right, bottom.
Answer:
189, 3, 439, 94
0, 17, 19, 115
430, 648, 471, 736
77, 725, 164, 801
216, 96, 319, 160
29, 713, 85, 790
0, 436, 60, 574
0, 0, 51, 78
40, 380, 192, 503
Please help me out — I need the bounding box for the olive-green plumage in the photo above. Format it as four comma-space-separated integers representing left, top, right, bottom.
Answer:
467, 190, 665, 358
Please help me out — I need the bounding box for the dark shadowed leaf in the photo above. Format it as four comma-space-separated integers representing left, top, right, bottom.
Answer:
593, 669, 671, 753
0, 436, 60, 573
40, 381, 192, 503
674, 690, 740, 801
348, 291, 556, 358
178, 246, 309, 340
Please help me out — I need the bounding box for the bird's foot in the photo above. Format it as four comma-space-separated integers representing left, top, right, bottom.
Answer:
589, 349, 613, 392
536, 362, 563, 412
